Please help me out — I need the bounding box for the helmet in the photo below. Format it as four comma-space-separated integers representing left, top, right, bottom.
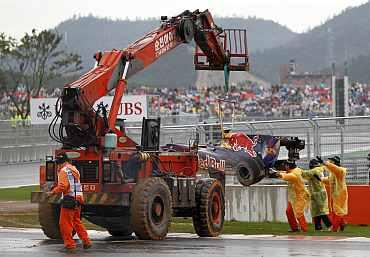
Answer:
309, 159, 320, 169
55, 153, 69, 165
328, 155, 341, 166
286, 159, 297, 169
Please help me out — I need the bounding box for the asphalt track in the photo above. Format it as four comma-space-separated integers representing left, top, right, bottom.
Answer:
0, 162, 39, 188
1, 228, 370, 257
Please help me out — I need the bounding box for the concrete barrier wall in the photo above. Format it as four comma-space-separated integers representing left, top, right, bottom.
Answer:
225, 185, 312, 222
225, 184, 370, 225
0, 144, 58, 164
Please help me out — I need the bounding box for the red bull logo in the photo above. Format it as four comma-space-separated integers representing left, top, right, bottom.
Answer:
229, 134, 259, 157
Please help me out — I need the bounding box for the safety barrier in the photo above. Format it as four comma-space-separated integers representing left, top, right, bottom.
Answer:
345, 185, 370, 225
0, 144, 58, 164
1, 116, 370, 184
225, 185, 292, 222
225, 184, 370, 225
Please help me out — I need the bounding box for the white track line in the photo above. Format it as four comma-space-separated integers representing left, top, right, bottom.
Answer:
1, 227, 370, 242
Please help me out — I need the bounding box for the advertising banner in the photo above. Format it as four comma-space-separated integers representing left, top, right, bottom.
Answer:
30, 97, 59, 125
30, 95, 147, 124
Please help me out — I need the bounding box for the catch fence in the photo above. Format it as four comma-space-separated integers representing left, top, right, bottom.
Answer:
1, 116, 370, 184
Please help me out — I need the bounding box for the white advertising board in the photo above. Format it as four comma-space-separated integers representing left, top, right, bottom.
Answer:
94, 95, 147, 122
30, 97, 60, 125
30, 95, 147, 124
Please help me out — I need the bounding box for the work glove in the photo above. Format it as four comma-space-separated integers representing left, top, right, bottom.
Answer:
316, 156, 324, 164
268, 168, 281, 178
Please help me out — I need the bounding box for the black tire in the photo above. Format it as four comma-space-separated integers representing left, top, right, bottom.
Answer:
236, 159, 265, 186
107, 228, 133, 237
39, 202, 61, 239
192, 179, 225, 237
178, 19, 194, 43
131, 177, 172, 240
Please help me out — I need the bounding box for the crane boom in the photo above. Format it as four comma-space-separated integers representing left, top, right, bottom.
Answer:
52, 9, 248, 148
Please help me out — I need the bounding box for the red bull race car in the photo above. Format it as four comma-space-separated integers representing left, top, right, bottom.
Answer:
161, 131, 305, 186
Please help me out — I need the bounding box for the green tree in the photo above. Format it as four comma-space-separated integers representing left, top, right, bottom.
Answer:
0, 33, 14, 85
0, 29, 82, 118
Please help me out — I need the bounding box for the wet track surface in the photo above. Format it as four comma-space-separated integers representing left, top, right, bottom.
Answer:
1, 228, 370, 257
0, 162, 39, 187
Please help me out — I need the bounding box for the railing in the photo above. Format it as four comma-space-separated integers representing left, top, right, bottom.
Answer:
1, 116, 370, 184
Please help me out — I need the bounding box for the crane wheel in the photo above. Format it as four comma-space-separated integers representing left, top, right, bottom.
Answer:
178, 19, 194, 43
192, 179, 225, 237
131, 177, 172, 240
39, 202, 62, 239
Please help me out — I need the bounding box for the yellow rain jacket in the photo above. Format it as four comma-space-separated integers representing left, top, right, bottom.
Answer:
10, 116, 17, 128
302, 166, 329, 217
16, 114, 23, 127
322, 162, 348, 216
280, 167, 310, 218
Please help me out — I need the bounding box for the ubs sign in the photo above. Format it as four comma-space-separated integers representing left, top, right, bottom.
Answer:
30, 95, 148, 124
94, 95, 148, 122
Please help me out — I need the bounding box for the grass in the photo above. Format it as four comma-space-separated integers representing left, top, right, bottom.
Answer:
0, 185, 38, 201
0, 212, 102, 230
1, 186, 369, 237
0, 213, 40, 228
1, 214, 369, 237
170, 218, 370, 237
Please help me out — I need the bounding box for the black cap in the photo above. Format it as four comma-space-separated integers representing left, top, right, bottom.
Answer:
328, 155, 341, 166
55, 153, 69, 165
309, 159, 320, 169
285, 159, 297, 169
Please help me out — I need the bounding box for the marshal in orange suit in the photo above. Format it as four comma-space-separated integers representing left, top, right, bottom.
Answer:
47, 153, 92, 251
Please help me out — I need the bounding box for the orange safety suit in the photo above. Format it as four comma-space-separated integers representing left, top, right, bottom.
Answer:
322, 161, 348, 232
52, 162, 91, 249
280, 167, 310, 232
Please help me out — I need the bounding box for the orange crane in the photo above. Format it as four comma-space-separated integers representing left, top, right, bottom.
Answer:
32, 9, 249, 240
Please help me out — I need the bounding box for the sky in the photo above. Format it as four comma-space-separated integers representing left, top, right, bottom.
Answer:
1, 0, 368, 39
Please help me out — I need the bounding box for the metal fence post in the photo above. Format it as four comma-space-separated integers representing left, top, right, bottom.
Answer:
306, 129, 311, 160
248, 123, 257, 134
340, 124, 344, 160
266, 124, 274, 135
210, 124, 218, 144
315, 120, 321, 157
308, 119, 320, 157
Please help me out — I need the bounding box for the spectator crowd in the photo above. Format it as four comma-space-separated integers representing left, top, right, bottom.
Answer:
1, 82, 370, 121
0, 85, 61, 120
131, 82, 370, 121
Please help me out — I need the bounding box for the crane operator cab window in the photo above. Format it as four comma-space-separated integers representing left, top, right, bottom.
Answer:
115, 118, 126, 133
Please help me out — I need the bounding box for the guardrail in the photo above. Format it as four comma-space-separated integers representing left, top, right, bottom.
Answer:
0, 143, 59, 164
1, 116, 370, 184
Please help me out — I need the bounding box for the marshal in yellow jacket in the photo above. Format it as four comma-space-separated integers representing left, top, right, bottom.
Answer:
302, 166, 329, 217
322, 162, 348, 216
280, 167, 310, 218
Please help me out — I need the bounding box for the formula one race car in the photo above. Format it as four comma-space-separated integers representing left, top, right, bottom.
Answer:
161, 130, 305, 186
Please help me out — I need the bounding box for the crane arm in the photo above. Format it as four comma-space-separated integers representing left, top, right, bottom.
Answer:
56, 9, 240, 148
